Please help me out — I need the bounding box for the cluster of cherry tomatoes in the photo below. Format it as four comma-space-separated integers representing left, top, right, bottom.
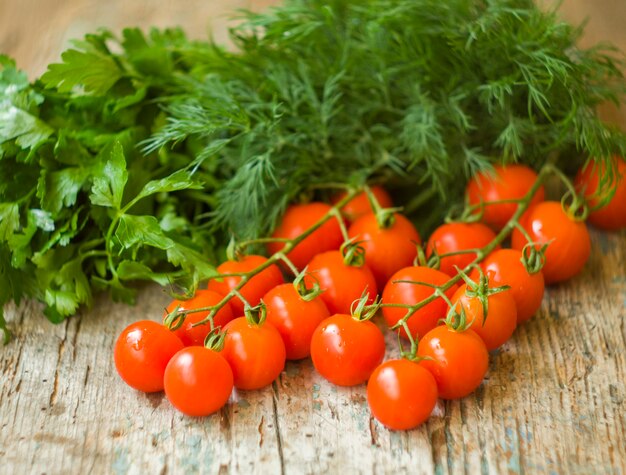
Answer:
114, 156, 626, 430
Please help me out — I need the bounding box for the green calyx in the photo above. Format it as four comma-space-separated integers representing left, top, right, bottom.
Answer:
293, 267, 325, 302
340, 239, 367, 267
363, 184, 402, 229
443, 304, 475, 332
561, 190, 590, 222
351, 291, 380, 322
445, 265, 510, 330
444, 201, 484, 224
163, 304, 186, 331
243, 301, 268, 326
397, 323, 432, 363
204, 327, 228, 352
520, 242, 549, 275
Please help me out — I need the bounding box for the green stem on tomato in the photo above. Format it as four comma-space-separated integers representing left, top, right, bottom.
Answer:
383, 163, 552, 331
179, 189, 363, 328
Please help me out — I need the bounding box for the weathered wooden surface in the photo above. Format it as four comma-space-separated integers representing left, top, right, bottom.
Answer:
1, 1, 626, 474
1, 229, 625, 474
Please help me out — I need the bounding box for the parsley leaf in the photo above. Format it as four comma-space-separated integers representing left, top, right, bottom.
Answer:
40, 42, 123, 95
90, 142, 128, 209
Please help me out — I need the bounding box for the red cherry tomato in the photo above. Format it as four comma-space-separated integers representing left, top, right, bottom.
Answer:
418, 325, 489, 399
332, 186, 393, 223
466, 164, 545, 230
165, 290, 234, 346
304, 250, 378, 315
310, 314, 385, 386
348, 212, 421, 289
511, 201, 591, 284
382, 266, 458, 339
575, 156, 626, 230
473, 249, 545, 324
222, 317, 286, 390
267, 202, 344, 271
164, 346, 233, 417
427, 223, 499, 277
451, 285, 517, 351
114, 320, 184, 393
367, 359, 438, 430
263, 283, 330, 360
208, 255, 284, 316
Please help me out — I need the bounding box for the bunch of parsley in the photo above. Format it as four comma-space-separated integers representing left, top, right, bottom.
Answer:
1, 0, 625, 342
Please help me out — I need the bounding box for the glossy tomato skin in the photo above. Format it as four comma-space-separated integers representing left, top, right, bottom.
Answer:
367, 359, 438, 430
427, 223, 499, 277
303, 251, 378, 315
165, 290, 234, 346
310, 314, 385, 386
222, 317, 286, 390
473, 249, 544, 323
332, 186, 393, 223
418, 325, 489, 400
575, 157, 626, 230
208, 255, 284, 316
466, 164, 545, 230
511, 201, 591, 284
267, 203, 344, 271
164, 347, 233, 417
114, 320, 184, 393
348, 213, 421, 289
451, 285, 517, 351
263, 284, 330, 360
382, 266, 458, 339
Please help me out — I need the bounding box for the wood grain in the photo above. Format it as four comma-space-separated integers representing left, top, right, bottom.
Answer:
1, 229, 625, 474
1, 1, 626, 474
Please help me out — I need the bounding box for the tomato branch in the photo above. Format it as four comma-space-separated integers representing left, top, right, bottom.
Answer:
382, 163, 553, 331
164, 188, 363, 329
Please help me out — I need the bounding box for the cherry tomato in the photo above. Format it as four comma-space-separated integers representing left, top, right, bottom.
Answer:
427, 223, 499, 277
348, 212, 421, 289
332, 186, 393, 223
164, 346, 233, 417
263, 283, 330, 360
451, 285, 517, 351
304, 250, 378, 315
418, 325, 489, 399
114, 320, 184, 393
511, 201, 591, 284
165, 290, 234, 346
466, 164, 545, 230
208, 255, 284, 316
382, 266, 458, 339
310, 314, 385, 386
575, 156, 626, 230
267, 202, 344, 271
222, 317, 286, 390
472, 249, 544, 323
367, 359, 438, 430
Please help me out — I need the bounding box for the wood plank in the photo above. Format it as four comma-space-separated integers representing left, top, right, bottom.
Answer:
1, 231, 625, 474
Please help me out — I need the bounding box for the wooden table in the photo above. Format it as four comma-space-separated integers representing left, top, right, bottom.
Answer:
1, 229, 625, 474
1, 1, 626, 474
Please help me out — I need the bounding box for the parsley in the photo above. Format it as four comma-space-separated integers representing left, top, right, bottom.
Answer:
1, 0, 625, 343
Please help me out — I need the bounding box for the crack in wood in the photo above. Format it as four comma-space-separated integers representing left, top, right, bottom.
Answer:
258, 415, 265, 447
82, 365, 90, 389
71, 317, 82, 362
48, 324, 68, 407
368, 416, 379, 447
272, 381, 285, 475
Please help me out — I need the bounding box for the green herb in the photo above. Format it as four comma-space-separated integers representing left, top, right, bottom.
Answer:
1, 0, 625, 342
